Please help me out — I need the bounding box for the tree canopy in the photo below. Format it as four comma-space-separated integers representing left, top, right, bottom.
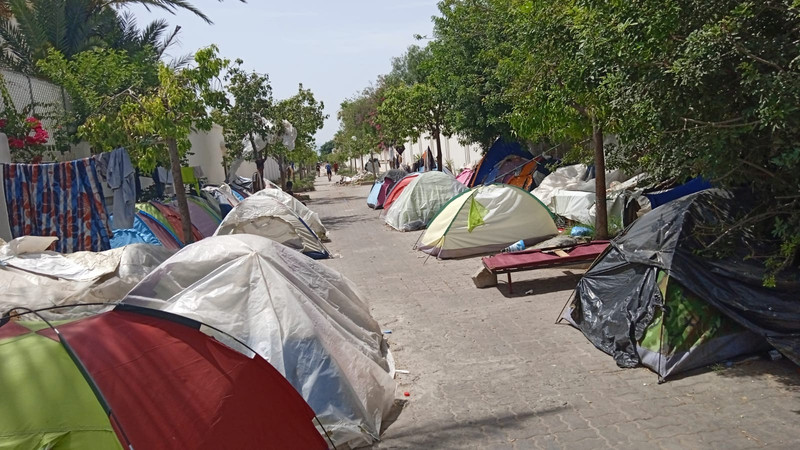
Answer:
338, 0, 800, 279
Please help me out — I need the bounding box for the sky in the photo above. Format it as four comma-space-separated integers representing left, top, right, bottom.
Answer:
128, 1, 440, 148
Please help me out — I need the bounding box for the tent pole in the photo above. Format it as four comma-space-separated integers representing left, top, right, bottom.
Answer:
314, 416, 338, 449
555, 291, 576, 325
412, 230, 426, 250
657, 304, 669, 384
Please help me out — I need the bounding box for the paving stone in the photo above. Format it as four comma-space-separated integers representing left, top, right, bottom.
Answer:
308, 178, 800, 449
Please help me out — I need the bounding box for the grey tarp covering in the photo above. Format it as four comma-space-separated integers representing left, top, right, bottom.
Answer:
570, 190, 800, 373
123, 235, 396, 448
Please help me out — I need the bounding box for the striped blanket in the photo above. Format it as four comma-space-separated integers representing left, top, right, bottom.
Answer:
2, 158, 112, 252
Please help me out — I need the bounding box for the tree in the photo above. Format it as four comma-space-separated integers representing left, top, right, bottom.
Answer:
319, 139, 334, 157
377, 46, 451, 171
0, 0, 243, 73
274, 83, 326, 183
490, 0, 615, 238
579, 0, 800, 281
430, 0, 516, 149
40, 45, 229, 245
37, 47, 159, 141
336, 88, 382, 172
215, 59, 274, 181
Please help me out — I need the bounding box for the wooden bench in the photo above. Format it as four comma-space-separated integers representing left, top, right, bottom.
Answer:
482, 241, 610, 293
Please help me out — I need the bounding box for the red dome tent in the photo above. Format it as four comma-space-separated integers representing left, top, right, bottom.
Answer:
0, 305, 328, 449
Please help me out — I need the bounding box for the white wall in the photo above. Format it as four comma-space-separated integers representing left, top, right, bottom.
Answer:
399, 133, 483, 171
185, 124, 281, 183
187, 124, 227, 184
234, 157, 281, 183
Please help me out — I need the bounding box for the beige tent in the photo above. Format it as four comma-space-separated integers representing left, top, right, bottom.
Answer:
417, 184, 558, 258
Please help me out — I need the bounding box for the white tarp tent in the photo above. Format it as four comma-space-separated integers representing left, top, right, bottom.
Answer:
385, 171, 467, 231
0, 236, 172, 317
214, 194, 329, 259
533, 164, 649, 226
250, 188, 329, 241
121, 235, 397, 448
418, 184, 558, 258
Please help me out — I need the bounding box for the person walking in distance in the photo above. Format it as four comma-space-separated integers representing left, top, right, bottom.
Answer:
333, 162, 339, 174
325, 162, 332, 181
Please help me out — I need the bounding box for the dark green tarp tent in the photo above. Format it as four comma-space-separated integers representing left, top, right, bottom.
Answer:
562, 190, 800, 379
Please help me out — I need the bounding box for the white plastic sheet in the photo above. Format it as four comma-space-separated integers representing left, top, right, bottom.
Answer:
533, 165, 642, 225
122, 235, 396, 448
0, 238, 173, 317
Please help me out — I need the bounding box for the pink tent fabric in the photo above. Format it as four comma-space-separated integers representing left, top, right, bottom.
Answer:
456, 169, 473, 186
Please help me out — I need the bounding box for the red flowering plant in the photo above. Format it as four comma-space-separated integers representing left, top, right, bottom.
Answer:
0, 78, 51, 163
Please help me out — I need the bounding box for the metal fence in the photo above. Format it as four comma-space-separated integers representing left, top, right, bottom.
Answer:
0, 68, 71, 146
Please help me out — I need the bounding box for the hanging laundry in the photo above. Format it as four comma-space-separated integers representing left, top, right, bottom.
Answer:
105, 148, 136, 229
2, 158, 112, 253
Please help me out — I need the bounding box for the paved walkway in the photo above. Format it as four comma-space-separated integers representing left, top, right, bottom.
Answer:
309, 176, 800, 449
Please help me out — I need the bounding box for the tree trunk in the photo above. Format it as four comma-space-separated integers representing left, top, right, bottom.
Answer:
278, 155, 286, 189
167, 138, 194, 245
249, 132, 263, 183
369, 149, 375, 177
434, 128, 443, 172
592, 117, 608, 240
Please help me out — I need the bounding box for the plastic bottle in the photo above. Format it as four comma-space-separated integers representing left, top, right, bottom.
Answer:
502, 239, 526, 253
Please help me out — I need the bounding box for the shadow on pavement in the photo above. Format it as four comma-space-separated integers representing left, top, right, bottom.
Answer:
323, 214, 364, 231
498, 271, 584, 298
308, 195, 365, 206
668, 354, 800, 391
374, 406, 567, 448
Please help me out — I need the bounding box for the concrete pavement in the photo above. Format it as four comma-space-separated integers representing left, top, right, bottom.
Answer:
308, 176, 800, 449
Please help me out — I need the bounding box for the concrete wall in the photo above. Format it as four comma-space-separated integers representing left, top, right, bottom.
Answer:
397, 134, 483, 171
187, 124, 227, 184
342, 133, 484, 174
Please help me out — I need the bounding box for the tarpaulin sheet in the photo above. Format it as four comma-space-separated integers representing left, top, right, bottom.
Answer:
0, 238, 172, 319
571, 190, 800, 371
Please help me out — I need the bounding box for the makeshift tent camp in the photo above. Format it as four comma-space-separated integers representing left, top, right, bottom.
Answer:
375, 169, 408, 209
122, 235, 397, 448
385, 171, 467, 232
417, 184, 558, 258
0, 236, 172, 317
469, 138, 533, 187
250, 188, 329, 241
367, 180, 384, 209
382, 173, 419, 210
563, 190, 800, 379
0, 306, 327, 449
215, 194, 329, 259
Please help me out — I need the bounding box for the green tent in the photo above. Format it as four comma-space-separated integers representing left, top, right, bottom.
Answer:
0, 321, 122, 449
